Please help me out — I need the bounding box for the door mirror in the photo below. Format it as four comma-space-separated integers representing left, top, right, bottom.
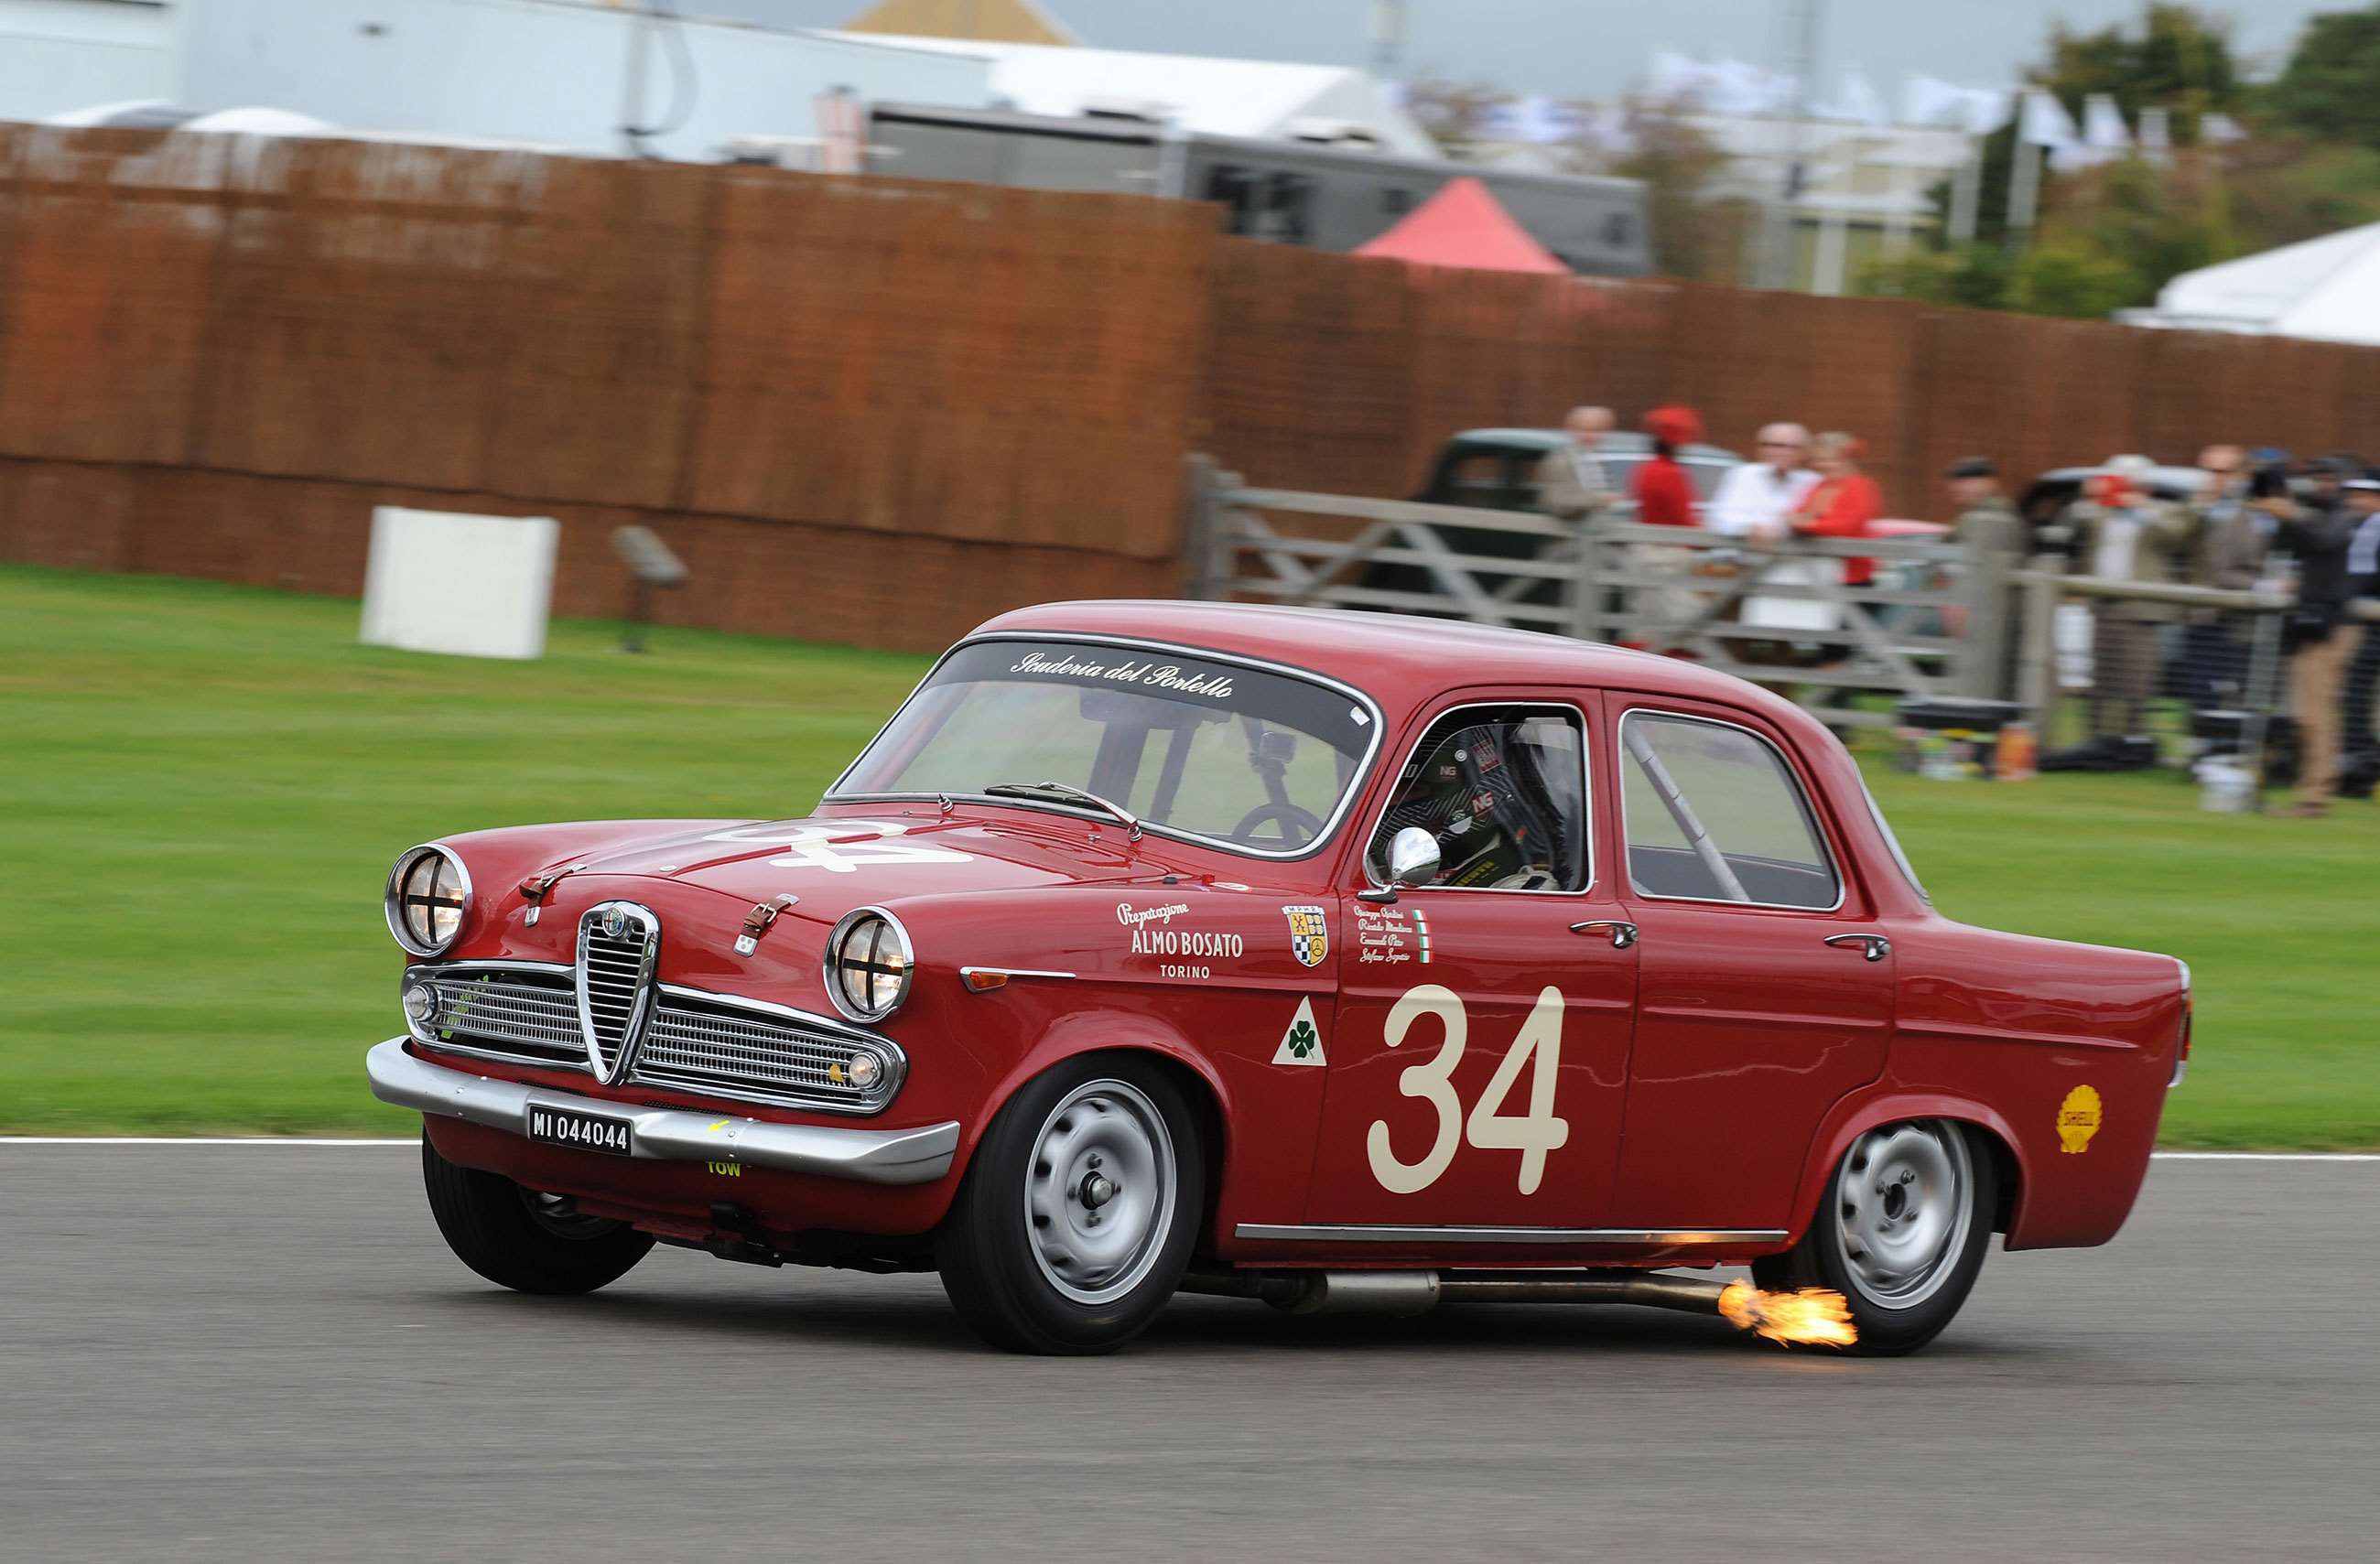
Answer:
1360, 826, 1440, 903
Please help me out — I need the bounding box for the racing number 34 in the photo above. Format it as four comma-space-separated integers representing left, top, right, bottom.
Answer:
1367, 985, 1570, 1195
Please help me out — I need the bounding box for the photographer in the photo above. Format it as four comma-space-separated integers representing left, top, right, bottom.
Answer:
2266, 469, 2369, 817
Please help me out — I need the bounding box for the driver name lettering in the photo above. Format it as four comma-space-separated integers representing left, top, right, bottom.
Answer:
1011, 652, 1236, 701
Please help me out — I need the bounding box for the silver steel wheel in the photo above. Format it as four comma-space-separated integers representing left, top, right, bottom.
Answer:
1830, 1120, 1974, 1310
1023, 1078, 1178, 1306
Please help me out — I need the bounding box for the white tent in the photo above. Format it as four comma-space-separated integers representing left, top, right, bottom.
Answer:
2122, 222, 2380, 345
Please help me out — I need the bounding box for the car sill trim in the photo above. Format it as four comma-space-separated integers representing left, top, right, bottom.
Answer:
1234, 1223, 1789, 1246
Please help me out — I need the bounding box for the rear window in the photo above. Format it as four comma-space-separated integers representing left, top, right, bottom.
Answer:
1619, 711, 1841, 910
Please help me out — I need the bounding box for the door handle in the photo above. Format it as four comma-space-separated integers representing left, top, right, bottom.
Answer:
1570, 920, 1639, 949
1824, 933, 1891, 962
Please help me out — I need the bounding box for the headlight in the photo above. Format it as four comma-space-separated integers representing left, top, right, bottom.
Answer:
825, 908, 913, 1023
384, 844, 471, 957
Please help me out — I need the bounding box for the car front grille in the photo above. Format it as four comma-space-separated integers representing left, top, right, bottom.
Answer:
406, 960, 903, 1116
577, 905, 658, 1082
415, 968, 585, 1069
637, 997, 895, 1107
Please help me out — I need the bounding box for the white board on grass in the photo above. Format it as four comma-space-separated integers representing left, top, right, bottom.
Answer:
360, 507, 559, 661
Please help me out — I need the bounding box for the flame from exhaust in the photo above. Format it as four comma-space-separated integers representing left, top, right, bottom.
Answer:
1717, 1279, 1858, 1348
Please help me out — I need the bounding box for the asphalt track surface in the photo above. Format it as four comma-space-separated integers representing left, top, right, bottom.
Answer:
4, 1148, 2374, 1562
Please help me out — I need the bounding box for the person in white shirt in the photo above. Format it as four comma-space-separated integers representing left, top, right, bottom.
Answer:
1707, 424, 1820, 539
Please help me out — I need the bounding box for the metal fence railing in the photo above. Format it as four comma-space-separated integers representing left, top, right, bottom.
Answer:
1183, 458, 2380, 798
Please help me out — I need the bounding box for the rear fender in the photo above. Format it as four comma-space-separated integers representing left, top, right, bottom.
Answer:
1789, 1090, 2032, 1249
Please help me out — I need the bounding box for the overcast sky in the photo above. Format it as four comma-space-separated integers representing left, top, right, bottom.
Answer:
710, 1, 2330, 99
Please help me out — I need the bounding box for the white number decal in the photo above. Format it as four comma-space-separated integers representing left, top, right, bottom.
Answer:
1365, 985, 1467, 1194
1365, 985, 1572, 1195
703, 820, 973, 874
1462, 987, 1571, 1195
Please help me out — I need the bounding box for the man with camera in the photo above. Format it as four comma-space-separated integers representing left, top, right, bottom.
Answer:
2266, 469, 2371, 816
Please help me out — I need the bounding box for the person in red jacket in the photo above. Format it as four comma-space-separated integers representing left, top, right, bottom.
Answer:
1787, 431, 1883, 585
1631, 405, 1703, 528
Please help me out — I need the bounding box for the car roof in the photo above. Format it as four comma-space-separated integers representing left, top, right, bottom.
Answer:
2030, 464, 2207, 491
968, 600, 1816, 727
1449, 428, 1741, 464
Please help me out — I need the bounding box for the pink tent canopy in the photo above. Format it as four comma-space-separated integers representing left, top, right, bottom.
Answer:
1353, 177, 1571, 275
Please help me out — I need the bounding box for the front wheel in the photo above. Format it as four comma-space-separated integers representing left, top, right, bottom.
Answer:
1755, 1119, 1996, 1355
936, 1056, 1205, 1354
420, 1133, 654, 1295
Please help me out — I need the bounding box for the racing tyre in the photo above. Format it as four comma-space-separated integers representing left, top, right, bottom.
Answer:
936, 1056, 1205, 1354
420, 1134, 654, 1295
1754, 1119, 1996, 1355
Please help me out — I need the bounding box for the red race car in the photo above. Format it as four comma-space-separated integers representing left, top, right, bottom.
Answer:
369, 601, 2189, 1354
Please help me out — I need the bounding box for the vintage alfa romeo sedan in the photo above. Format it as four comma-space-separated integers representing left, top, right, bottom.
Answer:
368, 601, 2189, 1354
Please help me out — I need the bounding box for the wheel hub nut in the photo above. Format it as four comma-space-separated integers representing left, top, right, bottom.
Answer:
1079, 1172, 1118, 1210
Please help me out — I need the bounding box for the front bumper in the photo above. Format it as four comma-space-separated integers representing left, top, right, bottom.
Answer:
366, 1040, 960, 1187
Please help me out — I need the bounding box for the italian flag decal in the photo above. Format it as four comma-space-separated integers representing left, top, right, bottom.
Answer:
1412, 909, 1432, 964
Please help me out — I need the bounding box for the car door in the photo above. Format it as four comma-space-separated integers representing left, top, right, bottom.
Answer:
1599, 696, 1893, 1233
1300, 696, 1639, 1232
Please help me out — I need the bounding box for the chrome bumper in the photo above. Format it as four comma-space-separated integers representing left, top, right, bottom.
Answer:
365, 1040, 960, 1187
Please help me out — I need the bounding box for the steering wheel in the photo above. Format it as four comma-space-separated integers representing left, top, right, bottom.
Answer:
1232, 802, 1326, 847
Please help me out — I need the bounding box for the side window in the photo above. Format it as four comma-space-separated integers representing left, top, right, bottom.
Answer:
1367, 706, 1588, 892
1619, 712, 1840, 910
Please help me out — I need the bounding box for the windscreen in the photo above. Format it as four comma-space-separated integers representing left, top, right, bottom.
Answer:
834, 640, 1378, 855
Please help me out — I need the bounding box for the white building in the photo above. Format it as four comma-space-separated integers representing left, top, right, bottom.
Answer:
4, 0, 996, 159
0, 0, 178, 123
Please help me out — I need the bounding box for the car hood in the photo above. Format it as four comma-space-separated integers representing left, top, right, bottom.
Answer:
549, 810, 1190, 921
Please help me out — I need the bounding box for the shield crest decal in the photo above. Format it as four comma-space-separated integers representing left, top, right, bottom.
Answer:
1282, 904, 1329, 969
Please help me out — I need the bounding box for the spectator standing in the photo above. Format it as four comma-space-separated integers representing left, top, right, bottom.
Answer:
1631, 406, 1703, 528
1708, 423, 1819, 538
2049, 456, 2193, 771
1946, 457, 2019, 550
2269, 473, 2370, 816
2339, 475, 2380, 772
1533, 405, 1616, 523
2183, 445, 2266, 711
1787, 432, 1884, 585
1946, 457, 2024, 690
1628, 405, 1705, 639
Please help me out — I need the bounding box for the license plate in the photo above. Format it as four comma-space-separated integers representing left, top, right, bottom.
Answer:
525, 1104, 634, 1158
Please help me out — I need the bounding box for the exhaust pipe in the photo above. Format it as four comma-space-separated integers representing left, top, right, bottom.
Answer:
1178, 1268, 1728, 1318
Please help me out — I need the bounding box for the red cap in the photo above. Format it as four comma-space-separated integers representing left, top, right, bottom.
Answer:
1643, 405, 1704, 446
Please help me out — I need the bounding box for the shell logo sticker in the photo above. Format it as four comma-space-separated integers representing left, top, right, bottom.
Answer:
1282, 905, 1329, 968
2056, 1084, 2103, 1154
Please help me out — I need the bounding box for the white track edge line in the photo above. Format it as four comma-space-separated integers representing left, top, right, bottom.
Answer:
0, 1139, 2373, 1160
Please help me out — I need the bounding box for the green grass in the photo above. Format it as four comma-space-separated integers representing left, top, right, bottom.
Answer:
3, 564, 2374, 1146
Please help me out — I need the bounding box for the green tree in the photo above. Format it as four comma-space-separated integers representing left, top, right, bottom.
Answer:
1606, 98, 1757, 284
2270, 7, 2380, 152
2035, 2, 2242, 142
1855, 243, 2015, 308
2007, 238, 2147, 318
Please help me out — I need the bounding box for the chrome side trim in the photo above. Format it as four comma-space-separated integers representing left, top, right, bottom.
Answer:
958, 966, 1078, 984
1615, 706, 1849, 913
1234, 1223, 1790, 1246
366, 1040, 958, 1186
825, 629, 1387, 863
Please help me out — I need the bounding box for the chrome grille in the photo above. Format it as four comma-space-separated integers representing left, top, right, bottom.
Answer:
412, 967, 585, 1070
576, 903, 659, 1083
638, 997, 898, 1109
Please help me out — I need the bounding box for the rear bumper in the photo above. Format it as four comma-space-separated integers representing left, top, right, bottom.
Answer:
365, 1039, 960, 1187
